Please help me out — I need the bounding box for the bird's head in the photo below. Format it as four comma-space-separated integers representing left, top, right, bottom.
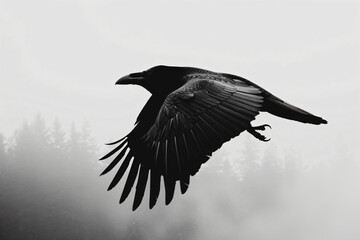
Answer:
116, 65, 190, 94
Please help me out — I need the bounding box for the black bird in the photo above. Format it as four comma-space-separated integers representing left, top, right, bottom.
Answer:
100, 65, 327, 210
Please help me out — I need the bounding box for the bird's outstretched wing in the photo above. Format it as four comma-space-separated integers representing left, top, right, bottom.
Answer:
101, 76, 264, 210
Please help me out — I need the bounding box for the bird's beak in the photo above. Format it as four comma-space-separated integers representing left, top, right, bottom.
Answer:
116, 72, 144, 85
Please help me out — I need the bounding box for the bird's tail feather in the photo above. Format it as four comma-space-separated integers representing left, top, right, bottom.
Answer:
264, 97, 327, 125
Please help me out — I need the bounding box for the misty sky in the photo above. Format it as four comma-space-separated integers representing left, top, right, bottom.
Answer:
1, 1, 360, 240
1, 0, 359, 164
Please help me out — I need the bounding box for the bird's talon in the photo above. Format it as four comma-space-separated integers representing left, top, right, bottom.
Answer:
247, 126, 270, 142
252, 124, 272, 131
264, 124, 271, 129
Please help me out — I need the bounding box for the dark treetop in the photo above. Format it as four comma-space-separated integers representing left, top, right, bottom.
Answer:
100, 65, 327, 210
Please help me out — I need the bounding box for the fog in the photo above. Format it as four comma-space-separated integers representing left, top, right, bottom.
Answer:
1, 0, 359, 239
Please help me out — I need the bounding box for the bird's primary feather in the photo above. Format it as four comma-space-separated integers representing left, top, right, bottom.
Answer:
101, 65, 327, 210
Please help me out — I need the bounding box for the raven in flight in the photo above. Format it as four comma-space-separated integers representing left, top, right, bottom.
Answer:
101, 65, 327, 210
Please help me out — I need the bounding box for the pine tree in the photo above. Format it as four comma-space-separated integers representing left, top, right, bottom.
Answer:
31, 114, 51, 152
80, 121, 97, 160
10, 121, 32, 161
50, 118, 66, 151
241, 136, 261, 180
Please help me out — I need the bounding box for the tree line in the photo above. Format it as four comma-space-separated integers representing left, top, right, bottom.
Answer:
0, 115, 358, 240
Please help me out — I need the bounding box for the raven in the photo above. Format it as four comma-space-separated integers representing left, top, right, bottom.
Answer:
101, 65, 327, 210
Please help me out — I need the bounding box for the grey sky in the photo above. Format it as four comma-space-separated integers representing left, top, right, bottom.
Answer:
1, 0, 359, 164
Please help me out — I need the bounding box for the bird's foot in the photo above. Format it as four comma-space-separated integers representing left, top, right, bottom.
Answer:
252, 124, 272, 131
247, 124, 271, 142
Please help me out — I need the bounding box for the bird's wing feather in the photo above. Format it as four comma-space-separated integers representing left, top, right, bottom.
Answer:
101, 76, 264, 210
140, 77, 264, 208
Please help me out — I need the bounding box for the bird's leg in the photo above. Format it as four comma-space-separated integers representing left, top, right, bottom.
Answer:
247, 124, 271, 142
252, 124, 271, 131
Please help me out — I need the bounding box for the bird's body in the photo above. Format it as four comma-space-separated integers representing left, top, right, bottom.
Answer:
101, 65, 327, 210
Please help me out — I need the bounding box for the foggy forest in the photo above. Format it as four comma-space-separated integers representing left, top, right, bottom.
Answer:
1, 0, 359, 239
0, 115, 358, 240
